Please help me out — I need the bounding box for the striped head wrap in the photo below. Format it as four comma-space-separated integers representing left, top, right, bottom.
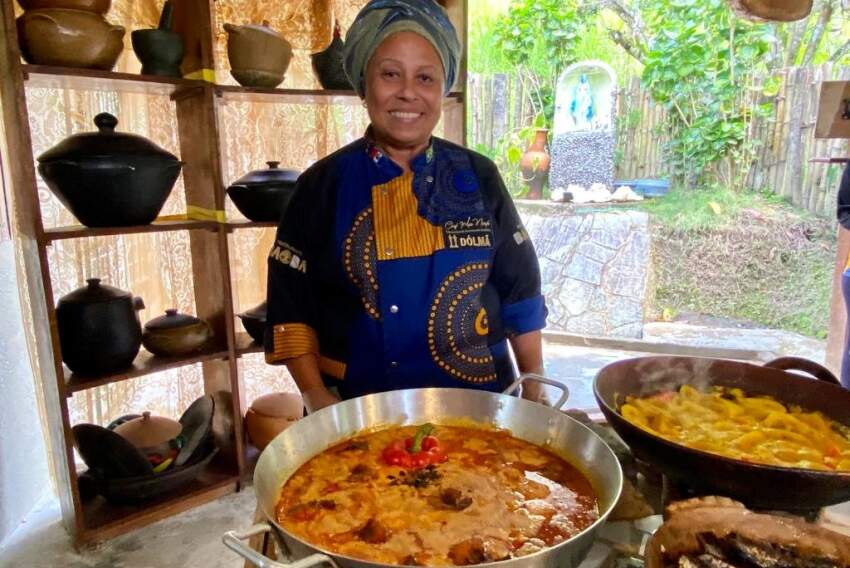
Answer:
343, 0, 460, 98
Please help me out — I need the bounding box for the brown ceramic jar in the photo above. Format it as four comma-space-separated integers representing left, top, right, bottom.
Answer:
519, 128, 551, 200
17, 9, 125, 70
17, 0, 111, 13
245, 392, 303, 450
224, 21, 293, 88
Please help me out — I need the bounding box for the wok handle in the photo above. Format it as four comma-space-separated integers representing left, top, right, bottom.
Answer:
223, 523, 338, 568
763, 356, 840, 385
504, 373, 570, 409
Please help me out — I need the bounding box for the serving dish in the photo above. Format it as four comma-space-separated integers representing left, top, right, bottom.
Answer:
224, 375, 623, 567
594, 355, 850, 511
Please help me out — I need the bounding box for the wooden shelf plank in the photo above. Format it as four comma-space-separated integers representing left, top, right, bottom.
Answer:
65, 347, 229, 395
216, 84, 464, 106
235, 331, 262, 356
43, 220, 221, 241
22, 64, 205, 96
226, 220, 277, 231
79, 458, 239, 543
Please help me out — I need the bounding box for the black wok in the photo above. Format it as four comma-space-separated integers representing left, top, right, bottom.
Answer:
594, 356, 850, 512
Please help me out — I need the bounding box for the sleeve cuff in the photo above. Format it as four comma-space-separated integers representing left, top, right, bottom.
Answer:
501, 295, 548, 336
265, 323, 319, 364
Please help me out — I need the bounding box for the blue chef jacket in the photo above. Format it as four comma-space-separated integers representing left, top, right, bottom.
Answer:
264, 133, 547, 400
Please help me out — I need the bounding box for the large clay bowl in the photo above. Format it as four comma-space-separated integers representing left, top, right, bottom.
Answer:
17, 0, 111, 13
17, 9, 125, 70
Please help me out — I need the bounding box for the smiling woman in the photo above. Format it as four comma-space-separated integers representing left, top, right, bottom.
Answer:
264, 0, 549, 412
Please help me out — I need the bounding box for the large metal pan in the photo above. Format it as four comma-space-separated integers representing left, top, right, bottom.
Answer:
594, 356, 850, 511
224, 376, 623, 568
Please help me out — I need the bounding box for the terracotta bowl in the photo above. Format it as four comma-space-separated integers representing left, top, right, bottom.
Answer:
17, 9, 125, 70
17, 0, 111, 13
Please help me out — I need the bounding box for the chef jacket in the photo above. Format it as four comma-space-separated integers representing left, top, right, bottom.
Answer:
264, 133, 547, 400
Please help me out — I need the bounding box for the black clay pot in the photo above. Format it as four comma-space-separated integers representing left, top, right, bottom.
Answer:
226, 161, 299, 222
237, 302, 266, 343
311, 22, 350, 90
37, 112, 183, 227
131, 0, 183, 77
56, 278, 145, 376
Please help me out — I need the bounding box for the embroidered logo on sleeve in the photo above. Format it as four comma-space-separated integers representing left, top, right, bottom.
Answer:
513, 226, 530, 245
443, 216, 493, 249
269, 240, 307, 273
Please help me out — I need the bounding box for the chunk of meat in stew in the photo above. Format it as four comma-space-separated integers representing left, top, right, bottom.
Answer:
356, 518, 389, 544
441, 487, 473, 510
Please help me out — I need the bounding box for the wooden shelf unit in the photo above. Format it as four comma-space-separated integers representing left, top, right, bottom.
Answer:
41, 220, 221, 242
0, 0, 467, 546
64, 346, 230, 395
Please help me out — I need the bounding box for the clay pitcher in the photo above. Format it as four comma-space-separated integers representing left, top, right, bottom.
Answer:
519, 128, 551, 200
224, 21, 293, 88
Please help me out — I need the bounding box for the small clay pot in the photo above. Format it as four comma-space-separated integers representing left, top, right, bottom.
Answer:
131, 0, 183, 78
17, 9, 125, 70
113, 410, 183, 468
224, 21, 292, 88
142, 309, 212, 357
17, 0, 111, 14
245, 392, 302, 450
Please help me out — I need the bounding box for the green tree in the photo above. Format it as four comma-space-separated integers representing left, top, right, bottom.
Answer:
640, 0, 772, 188
492, 0, 591, 123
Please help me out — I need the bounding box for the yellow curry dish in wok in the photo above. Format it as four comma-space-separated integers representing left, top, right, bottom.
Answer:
276, 424, 599, 566
620, 385, 850, 472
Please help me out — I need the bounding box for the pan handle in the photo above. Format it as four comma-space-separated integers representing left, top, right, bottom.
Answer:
763, 356, 840, 385
504, 373, 570, 409
223, 523, 338, 568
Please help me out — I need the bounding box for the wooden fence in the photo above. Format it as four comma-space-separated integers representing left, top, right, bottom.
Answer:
468, 67, 850, 218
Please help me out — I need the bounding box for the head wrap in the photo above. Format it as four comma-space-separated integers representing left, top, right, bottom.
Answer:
343, 0, 461, 98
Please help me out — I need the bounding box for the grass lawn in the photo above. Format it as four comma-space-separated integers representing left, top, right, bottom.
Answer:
639, 187, 837, 339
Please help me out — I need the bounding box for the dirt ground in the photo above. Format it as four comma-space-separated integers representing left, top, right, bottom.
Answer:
648, 205, 838, 338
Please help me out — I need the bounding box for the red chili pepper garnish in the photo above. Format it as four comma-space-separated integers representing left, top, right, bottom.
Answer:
381, 423, 447, 469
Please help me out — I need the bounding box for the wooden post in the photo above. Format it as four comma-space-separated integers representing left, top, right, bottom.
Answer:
0, 0, 82, 537
174, 85, 244, 474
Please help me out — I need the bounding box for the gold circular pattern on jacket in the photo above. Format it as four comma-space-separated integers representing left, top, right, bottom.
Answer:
427, 262, 496, 383
343, 208, 380, 319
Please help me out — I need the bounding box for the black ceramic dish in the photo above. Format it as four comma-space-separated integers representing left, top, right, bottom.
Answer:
56, 278, 145, 376
81, 446, 219, 505
226, 161, 299, 223
72, 423, 154, 478
238, 302, 266, 343
594, 356, 850, 512
311, 23, 351, 90
175, 394, 214, 467
37, 113, 183, 227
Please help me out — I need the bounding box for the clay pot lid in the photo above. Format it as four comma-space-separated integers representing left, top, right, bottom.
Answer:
224, 20, 289, 43
240, 301, 267, 321
231, 161, 300, 187
38, 113, 179, 163
113, 411, 182, 448
250, 392, 303, 419
58, 278, 135, 306
144, 309, 204, 332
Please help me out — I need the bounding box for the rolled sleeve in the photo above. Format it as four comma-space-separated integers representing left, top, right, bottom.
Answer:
501, 295, 547, 336
264, 176, 321, 364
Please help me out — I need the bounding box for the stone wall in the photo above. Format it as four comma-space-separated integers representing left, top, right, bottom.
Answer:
549, 130, 616, 191
516, 201, 652, 338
